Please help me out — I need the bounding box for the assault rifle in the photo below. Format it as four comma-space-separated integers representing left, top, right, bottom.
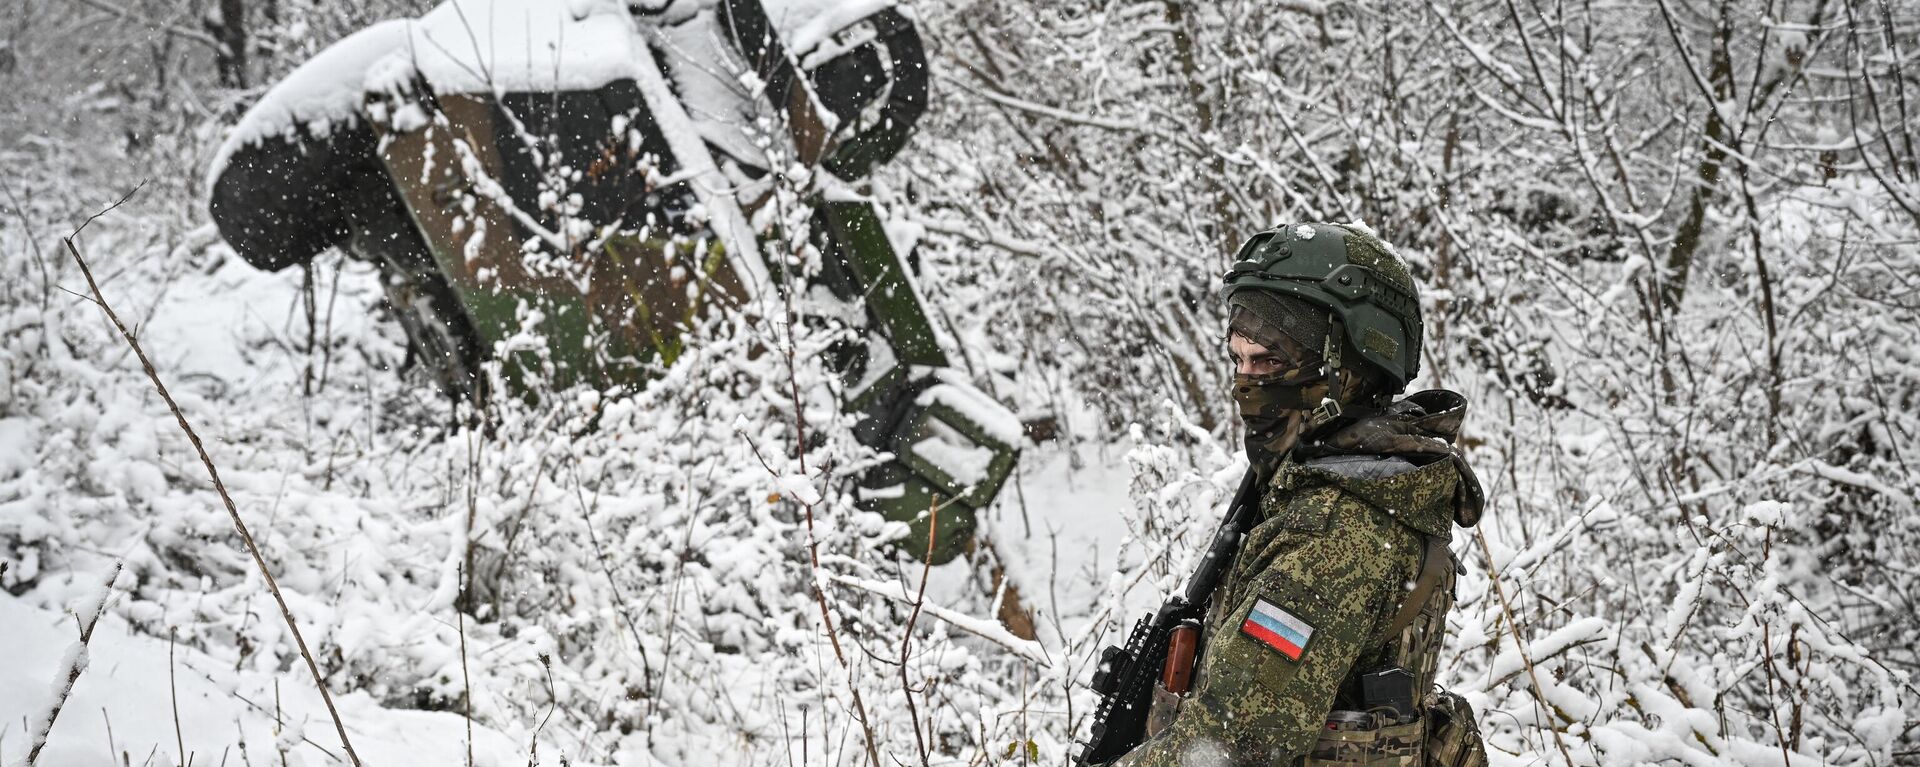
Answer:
1076, 468, 1263, 765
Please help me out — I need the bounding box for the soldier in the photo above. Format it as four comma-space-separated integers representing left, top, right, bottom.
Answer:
1117, 223, 1489, 766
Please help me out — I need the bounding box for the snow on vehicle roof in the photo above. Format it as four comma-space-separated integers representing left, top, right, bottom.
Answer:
209, 0, 893, 190
205, 19, 412, 187
367, 0, 639, 98
208, 0, 639, 187
657, 9, 771, 170
761, 0, 897, 54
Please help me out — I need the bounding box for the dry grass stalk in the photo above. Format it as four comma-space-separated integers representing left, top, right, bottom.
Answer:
170, 627, 187, 767
899, 503, 937, 767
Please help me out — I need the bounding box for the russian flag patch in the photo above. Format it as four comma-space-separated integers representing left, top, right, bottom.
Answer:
1241, 598, 1315, 661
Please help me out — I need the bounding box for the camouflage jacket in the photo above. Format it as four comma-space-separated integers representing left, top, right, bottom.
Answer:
1119, 390, 1483, 766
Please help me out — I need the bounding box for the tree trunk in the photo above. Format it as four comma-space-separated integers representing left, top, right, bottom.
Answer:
1660, 0, 1736, 313
1164, 0, 1237, 255
207, 0, 248, 88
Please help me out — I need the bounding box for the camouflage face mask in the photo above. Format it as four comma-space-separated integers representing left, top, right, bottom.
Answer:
1232, 368, 1324, 416
1232, 362, 1329, 461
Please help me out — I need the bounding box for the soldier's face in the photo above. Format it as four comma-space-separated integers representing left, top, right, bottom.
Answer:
1227, 332, 1313, 378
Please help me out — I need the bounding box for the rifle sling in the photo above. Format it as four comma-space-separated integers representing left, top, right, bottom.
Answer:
1381, 535, 1449, 646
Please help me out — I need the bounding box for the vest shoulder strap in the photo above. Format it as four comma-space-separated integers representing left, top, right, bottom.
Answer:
1382, 535, 1450, 646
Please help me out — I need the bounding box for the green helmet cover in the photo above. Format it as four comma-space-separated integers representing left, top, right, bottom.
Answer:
1220, 222, 1423, 389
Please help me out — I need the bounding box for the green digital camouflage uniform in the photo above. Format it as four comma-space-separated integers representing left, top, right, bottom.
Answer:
1102, 223, 1485, 767
1118, 391, 1484, 767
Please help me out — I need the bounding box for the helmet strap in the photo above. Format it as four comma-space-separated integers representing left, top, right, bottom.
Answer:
1306, 316, 1385, 439
1309, 317, 1345, 429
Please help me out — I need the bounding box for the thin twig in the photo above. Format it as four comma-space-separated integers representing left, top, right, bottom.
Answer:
653, 472, 701, 732
0, 178, 52, 319
460, 428, 479, 767
458, 564, 475, 767
899, 503, 937, 767
21, 563, 121, 766
822, 572, 1053, 666
527, 654, 556, 767
71, 0, 221, 48
62, 219, 363, 767
790, 396, 880, 767
274, 681, 288, 767
567, 457, 657, 698
101, 707, 119, 766
176, 661, 340, 762
764, 175, 880, 767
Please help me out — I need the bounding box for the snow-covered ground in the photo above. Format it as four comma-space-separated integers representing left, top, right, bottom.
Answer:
0, 438, 1131, 767
0, 592, 523, 767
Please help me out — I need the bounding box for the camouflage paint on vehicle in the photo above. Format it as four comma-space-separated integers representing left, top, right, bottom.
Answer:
817, 199, 1020, 562
371, 89, 746, 391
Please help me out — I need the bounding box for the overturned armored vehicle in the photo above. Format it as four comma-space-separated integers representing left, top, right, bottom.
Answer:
206, 0, 1018, 562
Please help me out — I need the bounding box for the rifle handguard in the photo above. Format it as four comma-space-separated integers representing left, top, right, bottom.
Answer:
1160, 620, 1201, 694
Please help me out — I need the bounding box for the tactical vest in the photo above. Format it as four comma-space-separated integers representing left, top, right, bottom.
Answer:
1291, 455, 1489, 767
1306, 540, 1485, 767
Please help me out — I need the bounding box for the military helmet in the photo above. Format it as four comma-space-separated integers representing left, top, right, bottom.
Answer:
1220, 222, 1423, 390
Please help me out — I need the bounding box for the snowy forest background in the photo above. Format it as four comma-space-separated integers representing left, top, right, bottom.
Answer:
2, 0, 1918, 765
